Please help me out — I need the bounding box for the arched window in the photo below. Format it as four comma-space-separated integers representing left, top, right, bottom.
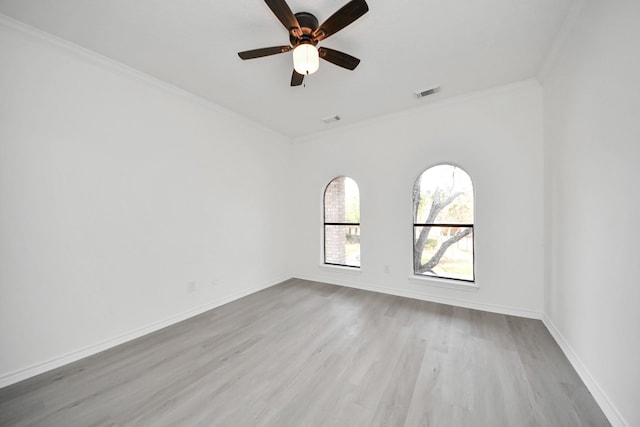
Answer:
324, 177, 360, 268
413, 165, 474, 281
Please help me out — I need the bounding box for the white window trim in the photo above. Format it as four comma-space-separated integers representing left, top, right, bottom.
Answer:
319, 264, 363, 274
408, 273, 479, 291
322, 176, 361, 270
412, 163, 475, 284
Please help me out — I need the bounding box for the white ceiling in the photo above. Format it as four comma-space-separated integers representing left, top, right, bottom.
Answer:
0, 0, 574, 138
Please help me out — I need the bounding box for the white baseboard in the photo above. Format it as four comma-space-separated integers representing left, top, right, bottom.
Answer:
0, 275, 290, 389
294, 274, 543, 320
542, 315, 628, 427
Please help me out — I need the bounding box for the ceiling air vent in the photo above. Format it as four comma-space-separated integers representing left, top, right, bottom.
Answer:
322, 115, 341, 124
415, 86, 440, 99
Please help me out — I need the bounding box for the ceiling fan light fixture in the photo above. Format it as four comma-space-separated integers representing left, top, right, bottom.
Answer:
293, 43, 319, 75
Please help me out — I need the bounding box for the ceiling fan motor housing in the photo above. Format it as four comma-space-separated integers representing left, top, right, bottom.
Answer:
290, 12, 319, 46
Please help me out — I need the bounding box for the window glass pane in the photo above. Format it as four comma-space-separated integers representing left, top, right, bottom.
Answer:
413, 165, 473, 224
413, 226, 473, 281
324, 177, 360, 223
325, 225, 360, 267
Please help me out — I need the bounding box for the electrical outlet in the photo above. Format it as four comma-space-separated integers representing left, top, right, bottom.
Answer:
187, 281, 196, 292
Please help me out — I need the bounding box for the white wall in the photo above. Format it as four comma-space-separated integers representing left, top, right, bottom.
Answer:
542, 1, 640, 426
290, 82, 545, 317
0, 20, 291, 384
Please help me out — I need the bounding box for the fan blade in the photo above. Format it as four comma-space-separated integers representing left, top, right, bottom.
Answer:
264, 0, 302, 37
318, 47, 360, 70
291, 70, 305, 86
312, 0, 369, 42
238, 46, 292, 60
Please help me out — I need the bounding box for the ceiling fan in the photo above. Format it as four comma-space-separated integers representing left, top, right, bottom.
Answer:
238, 0, 369, 86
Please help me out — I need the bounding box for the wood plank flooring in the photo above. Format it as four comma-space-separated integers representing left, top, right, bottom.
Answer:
0, 279, 609, 426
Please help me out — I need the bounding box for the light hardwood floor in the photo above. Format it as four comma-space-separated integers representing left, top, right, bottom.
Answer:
0, 279, 609, 426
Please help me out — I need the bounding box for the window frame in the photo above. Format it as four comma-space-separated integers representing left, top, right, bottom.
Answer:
323, 176, 361, 269
412, 165, 475, 283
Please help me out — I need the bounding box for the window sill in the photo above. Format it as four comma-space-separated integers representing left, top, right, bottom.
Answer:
319, 264, 362, 274
408, 275, 479, 292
